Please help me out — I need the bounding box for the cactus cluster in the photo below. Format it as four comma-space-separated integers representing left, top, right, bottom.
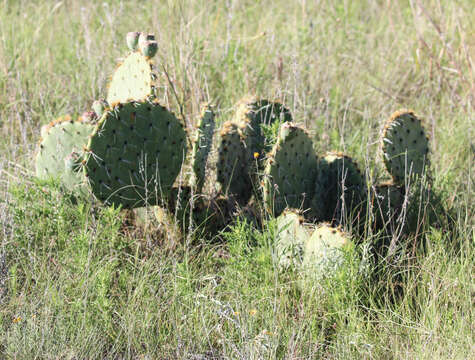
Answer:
35, 32, 186, 211
34, 32, 440, 268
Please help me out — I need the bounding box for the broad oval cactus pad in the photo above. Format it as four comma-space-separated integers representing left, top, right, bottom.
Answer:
84, 101, 186, 208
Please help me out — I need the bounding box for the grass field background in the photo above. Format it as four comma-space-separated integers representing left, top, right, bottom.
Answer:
0, 0, 473, 358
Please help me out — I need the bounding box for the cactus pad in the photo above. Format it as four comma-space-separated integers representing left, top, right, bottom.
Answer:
92, 99, 108, 119
35, 117, 94, 192
84, 101, 187, 208
263, 123, 318, 216
311, 152, 366, 223
382, 110, 430, 184
106, 52, 155, 106
302, 224, 351, 276
236, 97, 292, 159
126, 32, 140, 51
216, 121, 252, 204
190, 104, 215, 192
275, 209, 309, 270
371, 182, 405, 231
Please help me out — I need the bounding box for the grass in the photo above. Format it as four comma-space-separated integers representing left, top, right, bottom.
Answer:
0, 0, 473, 358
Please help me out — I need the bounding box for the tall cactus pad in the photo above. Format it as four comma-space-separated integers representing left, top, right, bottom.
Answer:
35, 117, 94, 192
382, 110, 429, 184
275, 209, 309, 270
311, 152, 366, 223
236, 97, 292, 159
190, 104, 215, 192
216, 122, 252, 204
106, 52, 155, 106
84, 101, 187, 208
263, 123, 318, 216
302, 224, 351, 277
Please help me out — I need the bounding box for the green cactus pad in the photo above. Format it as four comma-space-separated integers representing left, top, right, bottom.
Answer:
235, 97, 292, 160
190, 104, 215, 193
302, 224, 351, 277
263, 122, 318, 216
106, 52, 155, 106
371, 182, 405, 231
84, 101, 187, 208
216, 121, 252, 204
275, 209, 310, 270
35, 117, 94, 192
382, 110, 430, 184
311, 152, 366, 223
162, 187, 230, 238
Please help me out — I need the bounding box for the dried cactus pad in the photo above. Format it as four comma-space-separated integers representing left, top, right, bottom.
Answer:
107, 52, 154, 106
302, 224, 351, 276
190, 104, 215, 192
263, 123, 318, 216
216, 121, 252, 204
275, 209, 310, 270
382, 110, 429, 184
35, 118, 94, 192
84, 101, 187, 208
311, 152, 365, 222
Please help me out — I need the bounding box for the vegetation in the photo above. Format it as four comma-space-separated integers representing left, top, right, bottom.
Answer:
0, 0, 473, 358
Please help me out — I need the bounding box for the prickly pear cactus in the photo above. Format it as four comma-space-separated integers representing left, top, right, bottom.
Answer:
311, 152, 366, 224
189, 104, 215, 193
126, 32, 141, 51
275, 209, 310, 270
160, 187, 230, 238
235, 97, 292, 160
84, 100, 187, 208
35, 116, 94, 192
216, 121, 253, 204
263, 122, 318, 216
371, 182, 405, 231
302, 224, 351, 277
107, 33, 158, 106
382, 110, 430, 184
92, 99, 108, 119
